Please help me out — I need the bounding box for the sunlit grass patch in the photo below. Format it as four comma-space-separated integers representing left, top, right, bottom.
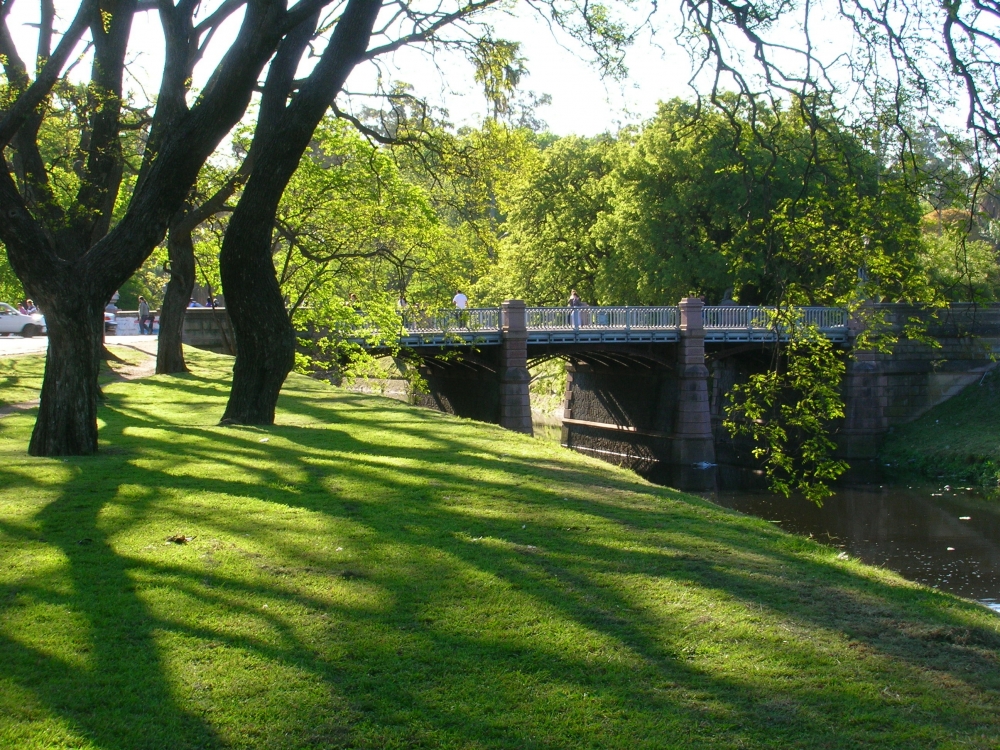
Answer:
0, 347, 998, 748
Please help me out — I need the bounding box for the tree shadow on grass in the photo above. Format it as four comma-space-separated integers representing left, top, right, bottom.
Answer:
1, 373, 1000, 748
0, 476, 224, 749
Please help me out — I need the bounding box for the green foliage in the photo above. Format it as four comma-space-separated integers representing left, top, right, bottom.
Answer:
528, 357, 568, 418
396, 119, 542, 306
487, 99, 932, 309
117, 249, 169, 309
269, 118, 469, 380
918, 229, 1000, 303
0, 250, 24, 305
483, 134, 616, 305
724, 317, 849, 504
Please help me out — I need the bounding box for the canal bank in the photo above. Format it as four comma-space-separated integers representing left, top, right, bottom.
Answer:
8, 348, 1000, 746
534, 407, 1000, 616
880, 365, 1000, 486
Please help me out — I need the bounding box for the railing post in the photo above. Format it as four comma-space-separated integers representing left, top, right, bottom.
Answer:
499, 300, 533, 435
672, 297, 716, 465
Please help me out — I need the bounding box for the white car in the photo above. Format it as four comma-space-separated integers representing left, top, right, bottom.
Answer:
0, 303, 47, 337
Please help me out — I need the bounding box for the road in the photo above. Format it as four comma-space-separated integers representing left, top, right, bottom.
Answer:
0, 335, 160, 358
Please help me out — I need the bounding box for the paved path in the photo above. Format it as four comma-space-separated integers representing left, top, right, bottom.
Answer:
0, 334, 159, 358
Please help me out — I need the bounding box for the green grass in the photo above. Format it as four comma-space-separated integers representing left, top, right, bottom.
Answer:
881, 368, 1000, 486
0, 345, 152, 409
0, 353, 45, 407
1, 347, 999, 749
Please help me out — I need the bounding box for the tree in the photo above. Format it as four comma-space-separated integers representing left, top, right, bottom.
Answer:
486, 133, 616, 305
488, 99, 931, 308
0, 0, 322, 454
214, 0, 636, 425
157, 158, 251, 373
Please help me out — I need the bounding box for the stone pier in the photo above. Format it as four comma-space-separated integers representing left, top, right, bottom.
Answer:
499, 300, 533, 434
839, 348, 889, 459
672, 297, 716, 465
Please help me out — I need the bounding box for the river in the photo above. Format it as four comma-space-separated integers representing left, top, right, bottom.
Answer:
696, 474, 1000, 615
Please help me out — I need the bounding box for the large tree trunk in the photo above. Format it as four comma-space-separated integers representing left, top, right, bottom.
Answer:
220, 226, 296, 424
29, 295, 103, 455
156, 229, 196, 374
219, 0, 381, 425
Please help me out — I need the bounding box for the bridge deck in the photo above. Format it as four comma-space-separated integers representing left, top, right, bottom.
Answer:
389, 306, 849, 347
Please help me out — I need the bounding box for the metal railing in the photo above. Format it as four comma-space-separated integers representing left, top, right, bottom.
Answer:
703, 306, 848, 331
402, 307, 500, 333
373, 304, 849, 347
525, 306, 680, 330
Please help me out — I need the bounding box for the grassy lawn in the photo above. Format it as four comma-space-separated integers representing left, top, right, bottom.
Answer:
1, 347, 999, 749
0, 353, 45, 407
881, 368, 1000, 486
0, 344, 152, 409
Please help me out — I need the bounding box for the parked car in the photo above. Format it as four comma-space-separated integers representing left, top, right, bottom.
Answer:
104, 310, 117, 335
0, 302, 46, 337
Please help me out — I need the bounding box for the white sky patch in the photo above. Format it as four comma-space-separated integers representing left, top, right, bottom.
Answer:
3, 0, 975, 138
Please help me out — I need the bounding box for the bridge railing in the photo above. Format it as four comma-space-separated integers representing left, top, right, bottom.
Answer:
388, 304, 847, 345
402, 307, 500, 333
525, 306, 680, 329
703, 306, 848, 331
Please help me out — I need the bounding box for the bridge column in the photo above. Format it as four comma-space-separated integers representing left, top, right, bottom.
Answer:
500, 300, 533, 435
839, 348, 888, 459
672, 297, 716, 465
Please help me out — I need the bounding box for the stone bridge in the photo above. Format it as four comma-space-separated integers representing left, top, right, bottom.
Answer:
181, 299, 1000, 476
374, 299, 1000, 476
376, 299, 853, 469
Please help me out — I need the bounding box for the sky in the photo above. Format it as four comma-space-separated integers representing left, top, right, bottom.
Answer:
3, 0, 957, 138
5, 0, 733, 137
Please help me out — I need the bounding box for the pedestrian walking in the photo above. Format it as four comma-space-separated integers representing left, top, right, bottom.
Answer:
138, 296, 152, 335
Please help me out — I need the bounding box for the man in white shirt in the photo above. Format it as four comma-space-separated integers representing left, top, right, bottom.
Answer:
452, 291, 468, 309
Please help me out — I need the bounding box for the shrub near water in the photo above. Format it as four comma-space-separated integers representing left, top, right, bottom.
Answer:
1, 348, 1000, 749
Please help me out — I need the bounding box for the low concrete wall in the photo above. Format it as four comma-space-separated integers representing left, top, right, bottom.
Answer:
182, 307, 234, 352
113, 307, 234, 352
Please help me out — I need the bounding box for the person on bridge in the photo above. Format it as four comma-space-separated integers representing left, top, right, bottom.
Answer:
568, 289, 584, 328
452, 290, 469, 328
138, 296, 152, 335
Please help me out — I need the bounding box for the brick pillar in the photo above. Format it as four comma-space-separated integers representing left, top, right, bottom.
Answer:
500, 300, 533, 435
672, 297, 716, 465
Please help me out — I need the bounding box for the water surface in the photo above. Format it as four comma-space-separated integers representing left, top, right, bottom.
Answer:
701, 478, 1000, 614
